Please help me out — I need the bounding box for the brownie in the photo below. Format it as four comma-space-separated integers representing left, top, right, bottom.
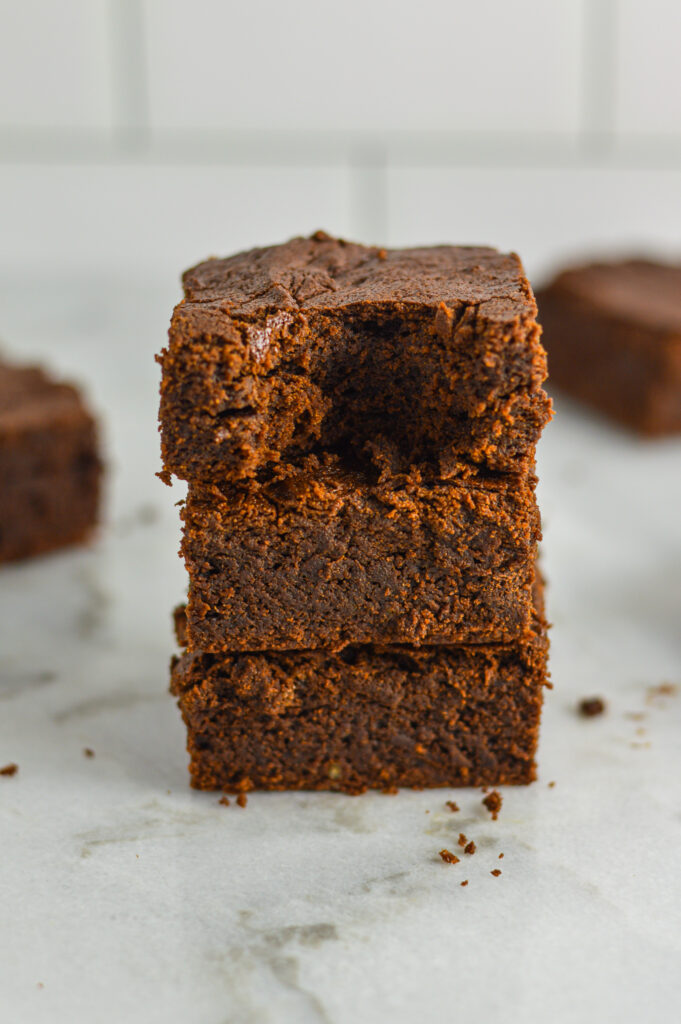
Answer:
537, 258, 681, 435
158, 232, 550, 483
180, 452, 540, 652
0, 360, 101, 562
170, 590, 549, 793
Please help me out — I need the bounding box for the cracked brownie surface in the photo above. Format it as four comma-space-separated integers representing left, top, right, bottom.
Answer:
158, 232, 550, 482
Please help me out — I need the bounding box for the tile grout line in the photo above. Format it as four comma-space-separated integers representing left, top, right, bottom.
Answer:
1, 131, 681, 169
109, 0, 150, 155
349, 145, 389, 245
579, 0, 618, 157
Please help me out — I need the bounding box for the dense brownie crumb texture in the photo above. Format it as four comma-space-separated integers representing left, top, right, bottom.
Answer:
0, 358, 102, 563
158, 231, 550, 484
537, 258, 681, 435
159, 232, 551, 793
170, 591, 548, 793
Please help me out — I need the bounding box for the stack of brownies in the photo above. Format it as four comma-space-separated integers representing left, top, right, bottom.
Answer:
158, 232, 551, 794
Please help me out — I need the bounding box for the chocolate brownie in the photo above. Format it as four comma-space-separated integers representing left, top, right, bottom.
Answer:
0, 360, 101, 562
180, 452, 540, 652
537, 258, 681, 435
158, 232, 550, 483
170, 590, 549, 793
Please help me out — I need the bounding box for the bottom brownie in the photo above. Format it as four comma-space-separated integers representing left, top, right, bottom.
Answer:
170, 607, 548, 793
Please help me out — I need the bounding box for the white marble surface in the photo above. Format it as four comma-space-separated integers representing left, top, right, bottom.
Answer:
1, 276, 680, 1024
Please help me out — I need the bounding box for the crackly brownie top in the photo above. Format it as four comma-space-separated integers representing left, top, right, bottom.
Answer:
181, 231, 537, 323
542, 258, 681, 333
0, 360, 88, 433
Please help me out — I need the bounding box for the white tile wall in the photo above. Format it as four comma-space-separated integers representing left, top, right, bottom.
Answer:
143, 0, 584, 136
385, 166, 681, 281
0, 0, 114, 132
0, 0, 680, 277
0, 164, 353, 276
615, 0, 681, 136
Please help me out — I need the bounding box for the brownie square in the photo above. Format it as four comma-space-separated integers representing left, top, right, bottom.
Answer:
158, 232, 550, 483
170, 589, 549, 793
0, 360, 102, 562
180, 453, 540, 652
537, 258, 681, 435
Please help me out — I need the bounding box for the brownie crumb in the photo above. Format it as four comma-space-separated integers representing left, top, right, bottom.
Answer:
464, 840, 476, 855
458, 832, 468, 848
548, 780, 556, 788
579, 697, 606, 717
439, 849, 460, 865
218, 795, 230, 807
498, 853, 504, 859
460, 880, 469, 887
647, 682, 678, 700
0, 763, 18, 777
445, 800, 460, 813
83, 748, 95, 758
491, 869, 502, 877
482, 790, 503, 820
236, 793, 248, 808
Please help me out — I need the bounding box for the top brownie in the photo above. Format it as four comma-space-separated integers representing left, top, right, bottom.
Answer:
158, 232, 550, 483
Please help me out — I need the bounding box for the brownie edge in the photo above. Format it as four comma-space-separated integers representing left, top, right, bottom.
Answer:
170, 603, 548, 794
159, 233, 550, 482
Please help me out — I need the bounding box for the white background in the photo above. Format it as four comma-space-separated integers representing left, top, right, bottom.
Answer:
0, 0, 680, 279
1, 3, 680, 1022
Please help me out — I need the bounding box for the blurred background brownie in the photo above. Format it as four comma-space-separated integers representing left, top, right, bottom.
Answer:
537, 258, 681, 435
0, 358, 102, 562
